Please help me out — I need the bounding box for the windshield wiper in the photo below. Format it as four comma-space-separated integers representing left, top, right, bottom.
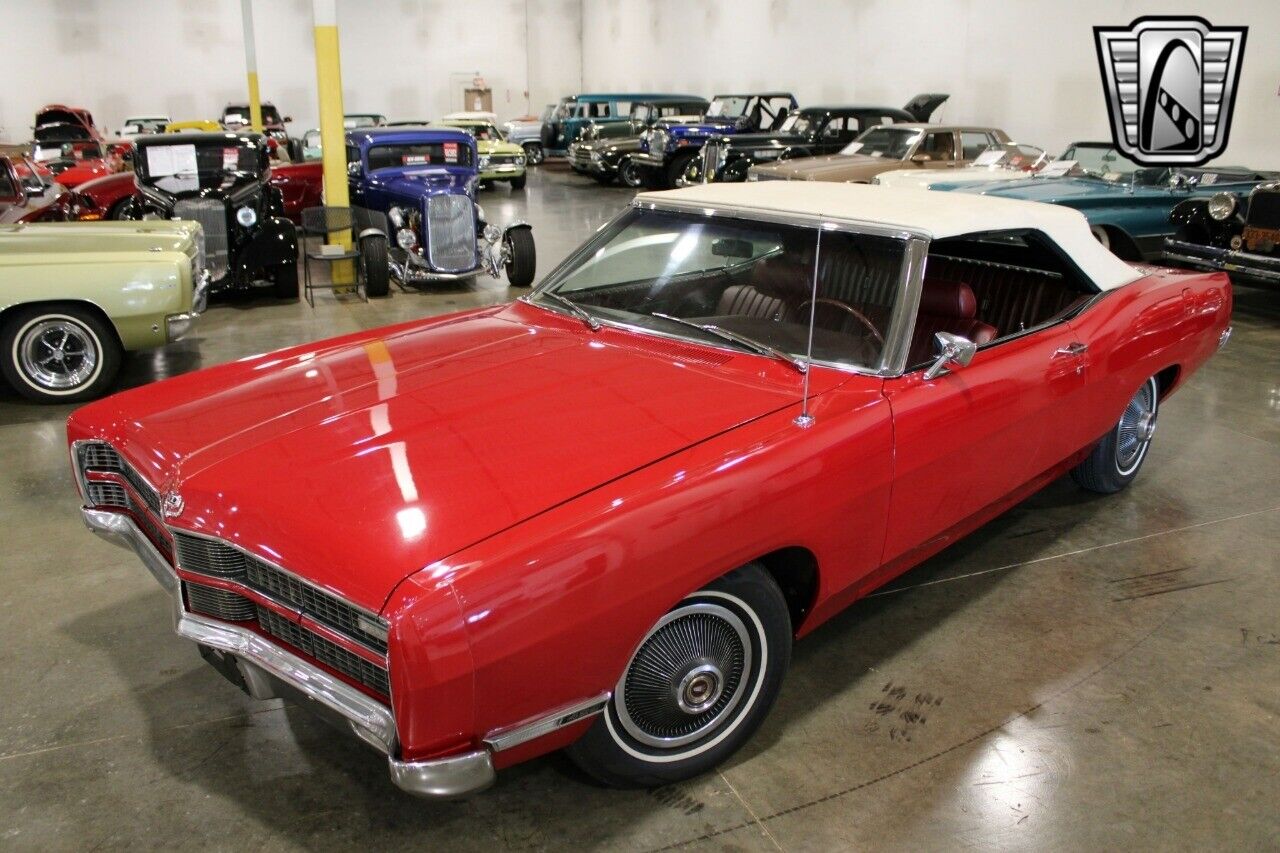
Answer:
540, 290, 600, 331
650, 313, 806, 373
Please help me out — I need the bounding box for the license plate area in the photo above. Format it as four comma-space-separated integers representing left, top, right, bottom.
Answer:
1242, 225, 1280, 252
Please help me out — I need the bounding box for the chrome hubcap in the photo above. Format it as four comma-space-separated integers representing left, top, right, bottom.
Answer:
1117, 381, 1157, 473
616, 602, 751, 748
19, 320, 98, 389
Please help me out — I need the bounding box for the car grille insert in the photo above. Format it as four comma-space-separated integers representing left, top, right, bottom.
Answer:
426, 194, 476, 273
257, 607, 390, 696
1247, 189, 1280, 230
78, 441, 169, 558
185, 582, 257, 622
700, 141, 723, 181
174, 199, 229, 280
86, 482, 128, 507
171, 531, 388, 654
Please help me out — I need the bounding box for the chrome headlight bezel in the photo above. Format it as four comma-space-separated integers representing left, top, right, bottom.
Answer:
396, 227, 417, 250
1207, 192, 1237, 221
479, 155, 492, 170
235, 205, 257, 228
388, 206, 405, 228
482, 223, 502, 243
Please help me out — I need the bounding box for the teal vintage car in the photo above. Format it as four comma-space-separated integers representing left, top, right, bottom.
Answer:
0, 221, 209, 402
953, 142, 1276, 260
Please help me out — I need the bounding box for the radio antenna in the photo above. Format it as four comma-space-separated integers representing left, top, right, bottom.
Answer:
794, 226, 822, 428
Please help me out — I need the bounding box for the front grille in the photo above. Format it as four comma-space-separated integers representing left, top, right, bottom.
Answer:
490, 155, 521, 166
700, 141, 723, 182
174, 199, 228, 279
569, 148, 591, 167
649, 130, 668, 157
426, 194, 477, 273
86, 482, 128, 507
81, 443, 123, 471
1246, 188, 1280, 229
171, 530, 387, 653
186, 582, 256, 621
258, 607, 390, 696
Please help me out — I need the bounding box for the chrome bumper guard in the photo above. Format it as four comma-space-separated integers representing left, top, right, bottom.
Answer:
483, 164, 524, 176
389, 251, 479, 285
1164, 239, 1280, 284
632, 152, 666, 169
166, 269, 212, 342
81, 507, 496, 799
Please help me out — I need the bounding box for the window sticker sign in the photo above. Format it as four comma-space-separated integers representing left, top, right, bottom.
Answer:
402, 154, 430, 164
146, 144, 198, 177
443, 142, 459, 163
222, 147, 240, 171
972, 149, 1005, 167
1038, 159, 1077, 178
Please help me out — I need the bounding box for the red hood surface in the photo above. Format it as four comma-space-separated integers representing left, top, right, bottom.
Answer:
75, 302, 839, 612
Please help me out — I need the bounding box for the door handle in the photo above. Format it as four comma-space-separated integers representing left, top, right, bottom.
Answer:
1053, 342, 1088, 358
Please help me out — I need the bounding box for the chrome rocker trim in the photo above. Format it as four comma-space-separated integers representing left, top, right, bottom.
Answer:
81, 507, 496, 799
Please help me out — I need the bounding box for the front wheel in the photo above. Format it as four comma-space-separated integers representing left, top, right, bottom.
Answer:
360, 235, 390, 297
1071, 376, 1159, 493
618, 158, 644, 188
523, 142, 544, 165
271, 261, 298, 299
1, 305, 122, 403
504, 227, 536, 287
509, 174, 527, 191
669, 151, 700, 188
566, 563, 791, 788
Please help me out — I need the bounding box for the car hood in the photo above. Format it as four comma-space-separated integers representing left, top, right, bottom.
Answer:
959, 176, 1138, 202
877, 166, 1029, 191
753, 153, 896, 181
368, 166, 473, 195
1, 220, 199, 257
78, 301, 832, 612
478, 140, 523, 156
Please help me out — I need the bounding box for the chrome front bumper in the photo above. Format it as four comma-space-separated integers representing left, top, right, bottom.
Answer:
632, 152, 666, 169
81, 507, 496, 799
166, 270, 212, 342
1164, 239, 1280, 284
388, 251, 480, 284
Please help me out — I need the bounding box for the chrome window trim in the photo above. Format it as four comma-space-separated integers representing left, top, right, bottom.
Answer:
523, 202, 930, 378
167, 524, 390, 657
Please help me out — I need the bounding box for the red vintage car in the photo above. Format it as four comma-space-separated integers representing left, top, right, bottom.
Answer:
72, 155, 321, 223
67, 183, 1230, 798
0, 153, 73, 222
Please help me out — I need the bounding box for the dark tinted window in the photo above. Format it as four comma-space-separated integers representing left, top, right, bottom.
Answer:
367, 142, 473, 170
0, 162, 16, 198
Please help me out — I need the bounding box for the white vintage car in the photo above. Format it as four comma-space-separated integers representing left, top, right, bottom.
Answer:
874, 143, 1047, 190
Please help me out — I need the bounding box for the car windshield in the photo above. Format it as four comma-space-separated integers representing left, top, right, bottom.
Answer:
367, 142, 474, 170
842, 127, 922, 158
452, 123, 503, 142
778, 113, 816, 135
344, 115, 381, 128
534, 208, 906, 370
224, 105, 283, 127
138, 141, 264, 192
707, 97, 749, 118
1061, 145, 1139, 179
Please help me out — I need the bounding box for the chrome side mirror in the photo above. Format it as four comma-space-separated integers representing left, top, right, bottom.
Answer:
923, 331, 977, 380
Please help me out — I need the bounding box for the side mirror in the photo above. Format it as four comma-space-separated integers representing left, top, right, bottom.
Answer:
911, 153, 933, 163
923, 331, 977, 380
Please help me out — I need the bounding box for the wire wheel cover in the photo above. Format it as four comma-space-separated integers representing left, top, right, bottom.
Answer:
1117, 381, 1157, 472
19, 319, 98, 389
617, 602, 753, 749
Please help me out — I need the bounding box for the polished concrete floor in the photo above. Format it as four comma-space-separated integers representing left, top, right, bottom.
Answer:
1, 165, 1278, 851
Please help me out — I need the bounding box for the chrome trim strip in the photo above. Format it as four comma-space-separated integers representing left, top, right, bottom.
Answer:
882, 236, 929, 376
1163, 240, 1280, 283
483, 691, 611, 752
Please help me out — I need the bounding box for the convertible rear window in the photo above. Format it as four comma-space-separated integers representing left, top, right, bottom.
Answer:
367, 143, 474, 170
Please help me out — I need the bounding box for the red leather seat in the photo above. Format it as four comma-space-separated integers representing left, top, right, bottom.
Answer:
907, 278, 998, 367
715, 256, 807, 321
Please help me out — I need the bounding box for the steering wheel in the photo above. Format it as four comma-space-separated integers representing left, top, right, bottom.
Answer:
799, 298, 883, 347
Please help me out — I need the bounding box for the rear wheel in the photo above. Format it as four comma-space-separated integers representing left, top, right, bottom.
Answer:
567, 563, 791, 788
360, 234, 390, 297
271, 261, 298, 300
1, 305, 122, 403
504, 228, 536, 287
1071, 376, 1159, 493
106, 197, 132, 220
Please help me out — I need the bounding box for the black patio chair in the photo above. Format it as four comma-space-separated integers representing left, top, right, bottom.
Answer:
300, 206, 366, 306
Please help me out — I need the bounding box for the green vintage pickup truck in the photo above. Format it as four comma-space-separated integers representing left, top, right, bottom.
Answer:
0, 221, 209, 402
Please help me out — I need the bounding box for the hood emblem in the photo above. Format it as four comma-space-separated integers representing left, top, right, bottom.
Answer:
161, 490, 185, 519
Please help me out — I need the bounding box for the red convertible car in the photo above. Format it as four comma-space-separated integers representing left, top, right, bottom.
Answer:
68, 183, 1230, 798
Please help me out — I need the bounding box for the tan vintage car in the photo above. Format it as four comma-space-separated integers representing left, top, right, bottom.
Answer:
747, 124, 1011, 183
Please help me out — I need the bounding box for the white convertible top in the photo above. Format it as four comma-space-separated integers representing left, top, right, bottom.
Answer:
638, 182, 1143, 291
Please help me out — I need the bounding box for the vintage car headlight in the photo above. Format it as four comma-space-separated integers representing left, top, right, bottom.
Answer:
590, 151, 603, 162
396, 227, 417, 250
1208, 192, 1236, 221
483, 223, 502, 243
479, 155, 491, 169
235, 206, 257, 227
515, 154, 526, 166
388, 206, 405, 227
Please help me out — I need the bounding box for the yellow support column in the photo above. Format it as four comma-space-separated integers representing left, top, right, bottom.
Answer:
240, 0, 264, 133
312, 0, 353, 286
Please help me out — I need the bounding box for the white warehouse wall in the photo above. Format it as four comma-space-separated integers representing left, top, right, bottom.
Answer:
0, 0, 582, 141
581, 0, 1280, 168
